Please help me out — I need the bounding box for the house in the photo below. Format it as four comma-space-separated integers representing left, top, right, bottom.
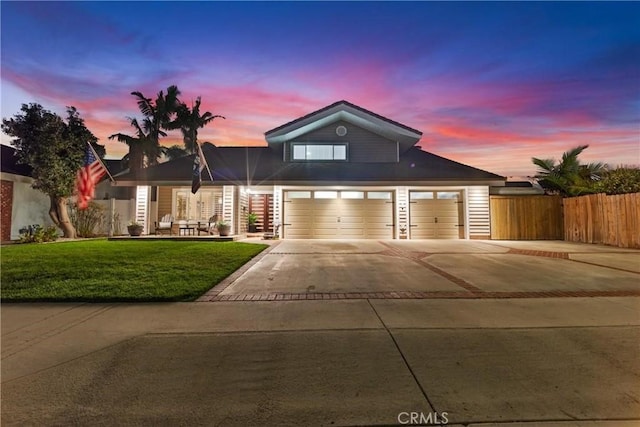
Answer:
0, 144, 54, 241
113, 101, 505, 239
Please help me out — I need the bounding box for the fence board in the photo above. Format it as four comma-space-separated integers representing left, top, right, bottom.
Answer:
563, 193, 640, 249
490, 195, 563, 240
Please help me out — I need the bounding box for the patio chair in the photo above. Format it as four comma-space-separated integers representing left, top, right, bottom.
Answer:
197, 215, 219, 235
154, 214, 173, 235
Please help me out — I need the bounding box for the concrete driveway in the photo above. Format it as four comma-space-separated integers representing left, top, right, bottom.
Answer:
202, 239, 640, 301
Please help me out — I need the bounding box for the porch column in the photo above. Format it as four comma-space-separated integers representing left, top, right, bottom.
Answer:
135, 185, 150, 234
222, 185, 235, 233
396, 186, 408, 239
467, 186, 490, 239
272, 185, 282, 233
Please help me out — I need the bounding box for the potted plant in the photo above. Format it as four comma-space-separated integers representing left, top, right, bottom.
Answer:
127, 220, 143, 236
247, 212, 258, 233
216, 220, 231, 237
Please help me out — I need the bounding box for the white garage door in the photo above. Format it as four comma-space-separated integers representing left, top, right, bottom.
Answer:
409, 191, 463, 239
284, 190, 394, 239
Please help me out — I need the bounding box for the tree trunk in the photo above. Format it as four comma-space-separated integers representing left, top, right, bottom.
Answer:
49, 196, 76, 238
129, 145, 144, 177
49, 195, 60, 226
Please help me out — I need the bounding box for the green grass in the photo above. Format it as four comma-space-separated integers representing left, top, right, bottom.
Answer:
1, 240, 268, 302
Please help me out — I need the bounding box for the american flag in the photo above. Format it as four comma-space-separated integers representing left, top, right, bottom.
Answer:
75, 143, 107, 210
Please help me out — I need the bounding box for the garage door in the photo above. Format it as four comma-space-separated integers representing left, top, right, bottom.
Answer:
409, 191, 463, 239
283, 190, 394, 239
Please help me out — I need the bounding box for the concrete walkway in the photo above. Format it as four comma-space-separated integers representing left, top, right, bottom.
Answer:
2, 240, 640, 426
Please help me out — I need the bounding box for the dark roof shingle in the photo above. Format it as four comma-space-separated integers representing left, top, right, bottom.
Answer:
114, 144, 504, 185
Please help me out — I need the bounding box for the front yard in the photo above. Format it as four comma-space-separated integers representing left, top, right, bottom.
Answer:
1, 240, 267, 302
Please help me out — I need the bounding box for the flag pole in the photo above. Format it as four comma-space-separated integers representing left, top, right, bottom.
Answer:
197, 141, 214, 182
87, 142, 116, 183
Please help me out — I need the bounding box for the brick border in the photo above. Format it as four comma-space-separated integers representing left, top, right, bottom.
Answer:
206, 289, 640, 302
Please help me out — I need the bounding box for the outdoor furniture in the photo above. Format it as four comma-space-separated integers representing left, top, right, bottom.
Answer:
197, 215, 219, 235
178, 220, 196, 236
154, 214, 173, 235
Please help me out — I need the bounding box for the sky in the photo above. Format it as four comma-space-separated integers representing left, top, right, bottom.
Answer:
1, 1, 639, 177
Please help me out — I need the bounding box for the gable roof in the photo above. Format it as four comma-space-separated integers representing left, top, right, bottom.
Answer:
114, 143, 504, 186
265, 100, 423, 153
1, 144, 33, 177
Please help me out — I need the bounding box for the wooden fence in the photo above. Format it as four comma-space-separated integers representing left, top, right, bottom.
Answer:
490, 195, 563, 240
563, 193, 640, 248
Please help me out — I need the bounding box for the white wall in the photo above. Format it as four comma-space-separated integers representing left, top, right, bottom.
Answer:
7, 175, 54, 240
92, 199, 157, 235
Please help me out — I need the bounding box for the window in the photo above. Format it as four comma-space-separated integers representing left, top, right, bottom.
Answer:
410, 192, 434, 200
173, 188, 223, 220
341, 191, 364, 199
437, 191, 460, 200
287, 191, 311, 199
368, 191, 392, 200
314, 191, 338, 199
292, 143, 347, 161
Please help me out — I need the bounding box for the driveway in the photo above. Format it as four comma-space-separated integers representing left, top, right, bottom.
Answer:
201, 239, 640, 301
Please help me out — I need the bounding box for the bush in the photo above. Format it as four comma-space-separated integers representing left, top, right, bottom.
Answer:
592, 167, 640, 195
69, 201, 106, 237
18, 224, 59, 243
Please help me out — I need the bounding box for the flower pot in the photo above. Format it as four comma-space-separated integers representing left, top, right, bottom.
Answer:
248, 224, 258, 233
127, 225, 143, 236
217, 225, 231, 236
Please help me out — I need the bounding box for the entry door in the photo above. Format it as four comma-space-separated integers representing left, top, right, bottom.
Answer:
410, 191, 463, 239
248, 194, 273, 232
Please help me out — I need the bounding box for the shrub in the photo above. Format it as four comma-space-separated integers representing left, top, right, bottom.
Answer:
18, 224, 59, 243
592, 167, 640, 195
69, 201, 106, 237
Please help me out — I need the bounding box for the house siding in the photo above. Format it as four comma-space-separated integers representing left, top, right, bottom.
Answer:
222, 185, 235, 233
287, 120, 397, 163
467, 186, 490, 239
157, 186, 174, 218
237, 187, 248, 234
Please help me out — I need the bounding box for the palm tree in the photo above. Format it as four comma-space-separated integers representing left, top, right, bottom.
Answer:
532, 145, 607, 197
129, 85, 181, 165
108, 117, 150, 173
170, 97, 224, 154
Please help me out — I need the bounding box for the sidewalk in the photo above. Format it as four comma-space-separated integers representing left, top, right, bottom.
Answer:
2, 297, 639, 426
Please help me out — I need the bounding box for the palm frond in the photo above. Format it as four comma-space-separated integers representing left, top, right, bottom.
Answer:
131, 91, 154, 117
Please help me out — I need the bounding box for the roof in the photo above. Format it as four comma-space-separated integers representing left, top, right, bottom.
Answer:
103, 158, 126, 177
265, 100, 423, 153
114, 143, 504, 186
1, 144, 33, 177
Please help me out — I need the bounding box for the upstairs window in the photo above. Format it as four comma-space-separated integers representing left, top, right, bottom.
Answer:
292, 143, 347, 161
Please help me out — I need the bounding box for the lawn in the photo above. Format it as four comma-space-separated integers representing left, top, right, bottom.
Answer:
1, 240, 268, 302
